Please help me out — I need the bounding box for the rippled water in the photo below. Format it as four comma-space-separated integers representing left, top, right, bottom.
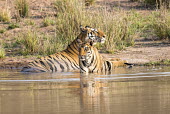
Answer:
0, 66, 170, 114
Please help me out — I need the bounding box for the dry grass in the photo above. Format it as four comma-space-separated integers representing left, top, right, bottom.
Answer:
150, 11, 170, 40
0, 9, 11, 22
15, 0, 29, 18
17, 29, 64, 55
53, 0, 140, 52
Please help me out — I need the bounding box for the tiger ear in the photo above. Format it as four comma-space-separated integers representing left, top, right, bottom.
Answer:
85, 26, 90, 28
80, 25, 87, 33
77, 39, 83, 45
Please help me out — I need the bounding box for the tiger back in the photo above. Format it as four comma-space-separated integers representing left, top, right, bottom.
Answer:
21, 26, 106, 73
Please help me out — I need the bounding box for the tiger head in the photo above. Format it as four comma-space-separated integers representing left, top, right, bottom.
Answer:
77, 39, 95, 73
79, 25, 106, 45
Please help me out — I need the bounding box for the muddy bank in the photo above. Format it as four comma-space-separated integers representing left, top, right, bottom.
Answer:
0, 57, 35, 69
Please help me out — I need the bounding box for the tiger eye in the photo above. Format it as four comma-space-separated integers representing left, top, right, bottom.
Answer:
84, 47, 89, 51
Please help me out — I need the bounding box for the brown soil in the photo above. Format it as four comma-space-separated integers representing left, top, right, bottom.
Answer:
0, 0, 170, 69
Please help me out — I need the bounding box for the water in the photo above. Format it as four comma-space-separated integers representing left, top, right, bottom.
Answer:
0, 66, 170, 114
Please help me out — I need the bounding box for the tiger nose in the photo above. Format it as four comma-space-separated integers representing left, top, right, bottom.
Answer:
100, 37, 106, 43
79, 55, 86, 61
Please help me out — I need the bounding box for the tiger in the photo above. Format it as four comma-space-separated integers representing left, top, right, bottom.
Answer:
78, 40, 128, 73
21, 26, 106, 73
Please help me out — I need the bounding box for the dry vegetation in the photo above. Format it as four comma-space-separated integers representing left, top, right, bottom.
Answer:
0, 0, 170, 60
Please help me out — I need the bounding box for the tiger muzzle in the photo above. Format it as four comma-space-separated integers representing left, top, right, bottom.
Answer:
79, 55, 86, 61
100, 37, 106, 43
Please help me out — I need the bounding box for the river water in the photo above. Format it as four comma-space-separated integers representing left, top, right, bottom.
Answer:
0, 66, 170, 114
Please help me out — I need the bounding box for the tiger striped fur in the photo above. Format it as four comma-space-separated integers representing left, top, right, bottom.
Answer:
21, 26, 106, 72
78, 41, 127, 73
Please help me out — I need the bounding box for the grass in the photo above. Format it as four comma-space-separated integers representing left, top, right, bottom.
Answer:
53, 0, 140, 52
15, 0, 29, 18
8, 23, 20, 30
141, 11, 170, 40
42, 17, 56, 27
151, 12, 170, 40
16, 0, 169, 55
0, 29, 6, 34
0, 9, 11, 22
17, 30, 64, 55
24, 19, 35, 26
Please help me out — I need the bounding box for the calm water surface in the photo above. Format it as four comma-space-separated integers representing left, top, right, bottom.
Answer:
0, 66, 170, 114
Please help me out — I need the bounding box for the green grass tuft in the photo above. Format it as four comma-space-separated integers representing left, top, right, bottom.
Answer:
0, 29, 6, 34
8, 23, 20, 30
42, 17, 56, 27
